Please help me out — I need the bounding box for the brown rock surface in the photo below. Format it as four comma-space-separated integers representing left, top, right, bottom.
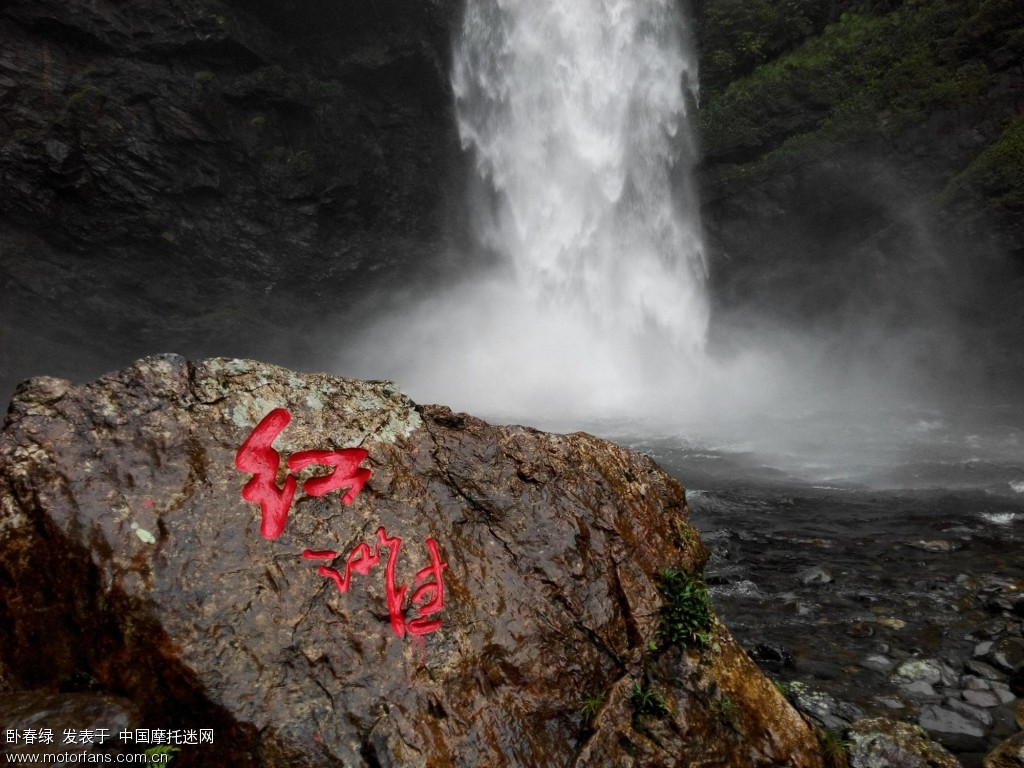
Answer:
847, 717, 960, 768
985, 732, 1024, 768
0, 355, 823, 767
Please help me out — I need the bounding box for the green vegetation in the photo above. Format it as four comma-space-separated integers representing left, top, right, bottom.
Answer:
818, 728, 852, 768
943, 116, 1024, 213
710, 694, 738, 725
656, 567, 714, 648
630, 682, 669, 717
579, 692, 605, 724
697, 0, 1024, 176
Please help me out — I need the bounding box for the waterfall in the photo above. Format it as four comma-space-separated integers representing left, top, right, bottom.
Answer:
452, 0, 709, 350
344, 0, 711, 423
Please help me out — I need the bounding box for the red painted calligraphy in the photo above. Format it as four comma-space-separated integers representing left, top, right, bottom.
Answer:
237, 409, 448, 639
235, 408, 371, 540
309, 527, 447, 638
234, 408, 297, 540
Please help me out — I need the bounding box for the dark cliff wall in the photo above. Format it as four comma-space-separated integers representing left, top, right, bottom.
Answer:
691, 0, 1024, 390
0, 0, 464, 399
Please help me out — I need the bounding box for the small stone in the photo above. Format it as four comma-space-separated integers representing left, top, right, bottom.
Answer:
798, 566, 834, 586
966, 659, 1005, 680
908, 539, 965, 553
878, 617, 907, 630
895, 659, 944, 685
861, 654, 896, 674
964, 675, 995, 691
992, 681, 1018, 705
901, 680, 939, 698
963, 688, 1003, 708
919, 704, 987, 738
977, 641, 996, 658
943, 696, 994, 727
873, 696, 905, 710
987, 637, 1024, 672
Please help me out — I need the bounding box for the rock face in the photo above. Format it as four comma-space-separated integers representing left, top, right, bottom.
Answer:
0, 356, 824, 767
0, 0, 464, 399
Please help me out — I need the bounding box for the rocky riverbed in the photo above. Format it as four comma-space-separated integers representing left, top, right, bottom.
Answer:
638, 444, 1024, 768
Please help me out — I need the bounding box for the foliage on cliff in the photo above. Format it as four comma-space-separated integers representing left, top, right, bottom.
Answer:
695, 0, 1024, 205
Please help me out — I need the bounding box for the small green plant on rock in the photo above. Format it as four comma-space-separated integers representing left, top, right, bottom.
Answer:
657, 566, 714, 648
818, 728, 851, 768
710, 694, 738, 726
630, 682, 668, 717
579, 692, 605, 724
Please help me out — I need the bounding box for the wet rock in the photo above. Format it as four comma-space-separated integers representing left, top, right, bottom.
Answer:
895, 659, 945, 686
798, 566, 834, 585
908, 539, 967, 554
1015, 700, 1024, 730
967, 660, 1008, 681
0, 692, 138, 759
750, 643, 794, 673
788, 681, 862, 730
920, 703, 988, 740
0, 356, 825, 768
863, 654, 898, 674
992, 681, 1018, 705
983, 731, 1024, 767
964, 689, 1005, 708
944, 697, 995, 728
847, 717, 960, 768
985, 639, 1024, 673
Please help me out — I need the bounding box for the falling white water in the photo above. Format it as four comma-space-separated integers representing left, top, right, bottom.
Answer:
342, 0, 719, 424
452, 0, 708, 347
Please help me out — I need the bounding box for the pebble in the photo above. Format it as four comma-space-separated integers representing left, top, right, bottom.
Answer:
908, 539, 966, 553
986, 637, 1024, 672
919, 704, 987, 738
963, 688, 1002, 708
900, 680, 938, 698
798, 566, 834, 586
873, 696, 905, 709
895, 658, 944, 685
878, 617, 907, 630
965, 659, 1005, 680
862, 654, 896, 673
943, 696, 993, 727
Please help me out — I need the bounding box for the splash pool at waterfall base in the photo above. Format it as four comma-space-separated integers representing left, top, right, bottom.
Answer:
612, 409, 1024, 767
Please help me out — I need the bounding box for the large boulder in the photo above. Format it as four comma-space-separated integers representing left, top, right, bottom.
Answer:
0, 355, 824, 767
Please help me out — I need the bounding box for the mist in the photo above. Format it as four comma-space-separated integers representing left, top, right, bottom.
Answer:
333, 0, 1022, 486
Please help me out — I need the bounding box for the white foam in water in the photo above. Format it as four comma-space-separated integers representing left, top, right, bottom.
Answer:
1010, 481, 1024, 494
981, 512, 1018, 525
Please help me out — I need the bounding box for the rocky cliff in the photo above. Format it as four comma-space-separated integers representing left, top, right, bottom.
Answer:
0, 355, 824, 766
0, 0, 464, 399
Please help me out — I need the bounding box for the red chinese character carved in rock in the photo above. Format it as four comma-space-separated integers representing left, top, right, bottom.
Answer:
235, 408, 371, 539
304, 527, 448, 638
